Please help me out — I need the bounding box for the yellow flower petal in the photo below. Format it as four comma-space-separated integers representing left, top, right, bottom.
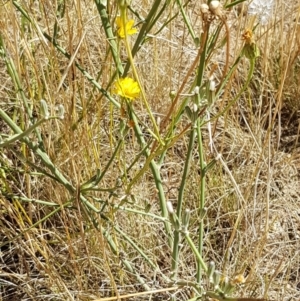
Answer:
125, 20, 137, 36
115, 16, 137, 38
114, 77, 140, 100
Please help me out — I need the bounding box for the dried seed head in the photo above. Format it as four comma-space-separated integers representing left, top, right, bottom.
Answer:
200, 3, 209, 14
200, 3, 210, 22
248, 0, 274, 25
209, 0, 220, 10
209, 1, 222, 17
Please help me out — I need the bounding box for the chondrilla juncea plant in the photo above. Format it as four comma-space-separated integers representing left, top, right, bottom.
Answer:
0, 0, 299, 300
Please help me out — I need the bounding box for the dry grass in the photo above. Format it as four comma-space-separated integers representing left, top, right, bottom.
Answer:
0, 0, 300, 300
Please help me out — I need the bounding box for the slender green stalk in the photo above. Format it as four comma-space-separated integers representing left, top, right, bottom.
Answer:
193, 27, 209, 281
0, 107, 102, 214
0, 33, 44, 148
0, 107, 74, 190
80, 138, 124, 192
196, 25, 210, 88
176, 128, 196, 220
92, 212, 167, 288
170, 21, 209, 280
183, 231, 208, 273
0, 117, 59, 147
5, 195, 62, 207
171, 125, 196, 278
101, 203, 169, 222
52, 0, 66, 42
127, 104, 173, 246
196, 122, 206, 282
119, 257, 151, 291
94, 0, 124, 75
175, 0, 196, 43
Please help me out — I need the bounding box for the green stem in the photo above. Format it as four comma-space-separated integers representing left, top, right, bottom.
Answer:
171, 125, 196, 278
0, 107, 102, 214
196, 25, 210, 87
0, 117, 57, 147
94, 0, 124, 75
184, 232, 208, 273
175, 0, 196, 43
196, 122, 206, 282
0, 32, 44, 146
177, 129, 196, 219
127, 104, 173, 246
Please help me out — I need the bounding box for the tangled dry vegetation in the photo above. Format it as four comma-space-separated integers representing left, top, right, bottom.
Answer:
0, 0, 300, 301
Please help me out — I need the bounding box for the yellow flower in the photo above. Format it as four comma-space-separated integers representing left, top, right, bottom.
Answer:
115, 16, 137, 38
114, 77, 140, 100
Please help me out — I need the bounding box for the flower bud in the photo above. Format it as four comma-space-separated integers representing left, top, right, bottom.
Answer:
213, 270, 221, 287
209, 79, 216, 92
193, 86, 200, 95
40, 99, 49, 119
57, 104, 65, 120
207, 261, 215, 282
193, 103, 198, 113
169, 90, 176, 100
167, 201, 174, 214
182, 209, 191, 232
